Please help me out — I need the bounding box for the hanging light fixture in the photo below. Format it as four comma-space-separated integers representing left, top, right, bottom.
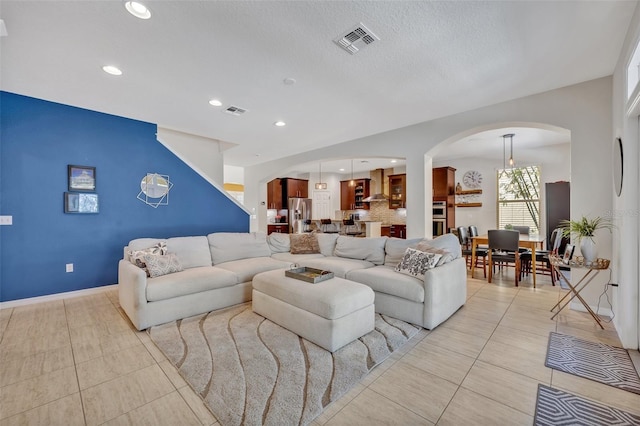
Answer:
315, 162, 327, 190
502, 133, 515, 168
349, 159, 355, 187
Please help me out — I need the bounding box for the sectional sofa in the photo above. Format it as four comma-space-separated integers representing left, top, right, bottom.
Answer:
118, 232, 467, 331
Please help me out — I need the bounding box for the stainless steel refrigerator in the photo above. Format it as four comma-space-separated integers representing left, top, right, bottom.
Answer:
288, 198, 312, 234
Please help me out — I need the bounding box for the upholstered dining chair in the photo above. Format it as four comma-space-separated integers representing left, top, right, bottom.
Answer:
457, 226, 487, 277
468, 225, 488, 249
488, 229, 521, 286
520, 228, 559, 283
512, 225, 530, 234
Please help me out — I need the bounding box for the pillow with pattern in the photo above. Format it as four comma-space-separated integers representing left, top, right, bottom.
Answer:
289, 233, 321, 254
143, 253, 183, 278
395, 247, 442, 278
129, 242, 168, 277
414, 241, 453, 267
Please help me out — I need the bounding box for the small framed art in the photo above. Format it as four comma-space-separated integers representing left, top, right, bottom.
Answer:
68, 165, 96, 192
65, 192, 99, 214
562, 244, 575, 264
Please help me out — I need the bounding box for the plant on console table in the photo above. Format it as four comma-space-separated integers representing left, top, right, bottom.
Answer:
559, 216, 614, 263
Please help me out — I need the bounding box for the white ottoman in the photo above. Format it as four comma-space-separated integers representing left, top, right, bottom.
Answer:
252, 269, 375, 352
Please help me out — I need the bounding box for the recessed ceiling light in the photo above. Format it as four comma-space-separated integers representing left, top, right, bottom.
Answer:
274, 121, 286, 127
390, 159, 397, 163
209, 99, 222, 107
339, 168, 345, 172
102, 65, 122, 76
283, 77, 296, 85
125, 1, 151, 19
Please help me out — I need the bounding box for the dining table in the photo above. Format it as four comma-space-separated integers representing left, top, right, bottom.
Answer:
471, 233, 546, 288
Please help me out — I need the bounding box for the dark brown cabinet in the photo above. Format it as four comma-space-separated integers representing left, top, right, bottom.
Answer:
340, 179, 370, 210
267, 178, 309, 210
267, 224, 289, 235
545, 181, 570, 249
389, 224, 406, 239
433, 167, 456, 232
388, 174, 406, 209
381, 226, 391, 237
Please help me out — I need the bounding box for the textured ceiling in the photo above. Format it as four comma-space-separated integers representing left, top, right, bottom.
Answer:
0, 1, 635, 169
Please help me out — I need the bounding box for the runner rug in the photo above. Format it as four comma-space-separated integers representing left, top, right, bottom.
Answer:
148, 303, 421, 426
545, 332, 640, 395
534, 384, 640, 425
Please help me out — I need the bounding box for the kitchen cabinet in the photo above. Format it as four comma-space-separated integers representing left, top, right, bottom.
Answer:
388, 174, 406, 209
381, 226, 391, 237
389, 224, 406, 239
267, 178, 283, 210
432, 167, 456, 232
284, 178, 308, 199
267, 224, 289, 234
340, 179, 370, 210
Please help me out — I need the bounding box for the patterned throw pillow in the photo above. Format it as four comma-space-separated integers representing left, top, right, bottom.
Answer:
414, 241, 453, 267
290, 233, 321, 254
395, 247, 442, 278
129, 242, 168, 277
143, 253, 183, 278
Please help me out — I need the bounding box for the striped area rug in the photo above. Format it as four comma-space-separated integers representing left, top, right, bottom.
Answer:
545, 332, 640, 395
148, 303, 421, 426
534, 385, 640, 425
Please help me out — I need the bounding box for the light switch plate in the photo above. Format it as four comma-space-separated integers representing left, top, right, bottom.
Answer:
0, 215, 12, 225
66, 263, 74, 273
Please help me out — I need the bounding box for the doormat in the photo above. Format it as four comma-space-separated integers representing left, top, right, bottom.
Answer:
545, 332, 640, 395
534, 384, 640, 425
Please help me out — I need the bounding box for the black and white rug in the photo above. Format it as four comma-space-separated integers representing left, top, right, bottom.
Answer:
545, 332, 640, 395
534, 384, 640, 425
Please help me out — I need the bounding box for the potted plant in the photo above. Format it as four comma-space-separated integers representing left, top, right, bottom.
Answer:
559, 216, 614, 262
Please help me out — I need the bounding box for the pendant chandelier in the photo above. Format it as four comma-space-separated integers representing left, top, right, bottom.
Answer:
315, 162, 327, 190
502, 133, 515, 169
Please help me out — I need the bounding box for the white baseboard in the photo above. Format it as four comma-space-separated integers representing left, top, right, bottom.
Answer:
0, 284, 118, 309
569, 300, 613, 319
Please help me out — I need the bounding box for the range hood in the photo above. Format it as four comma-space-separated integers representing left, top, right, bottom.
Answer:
363, 168, 389, 202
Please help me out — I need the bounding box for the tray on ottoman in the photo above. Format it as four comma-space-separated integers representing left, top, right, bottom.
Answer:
285, 267, 334, 283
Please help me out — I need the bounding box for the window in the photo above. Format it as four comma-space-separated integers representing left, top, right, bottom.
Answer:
497, 166, 540, 234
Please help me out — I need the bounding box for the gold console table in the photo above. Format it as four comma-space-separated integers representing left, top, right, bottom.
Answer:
548, 254, 610, 330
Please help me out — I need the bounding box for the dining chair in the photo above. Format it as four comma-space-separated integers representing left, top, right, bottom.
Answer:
488, 229, 521, 286
468, 225, 488, 249
457, 226, 487, 277
512, 226, 530, 235
520, 228, 559, 283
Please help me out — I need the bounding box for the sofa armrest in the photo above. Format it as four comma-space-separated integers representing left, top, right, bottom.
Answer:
421, 257, 467, 329
118, 259, 148, 329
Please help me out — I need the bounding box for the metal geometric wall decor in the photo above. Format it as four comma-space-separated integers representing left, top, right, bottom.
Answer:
137, 173, 173, 208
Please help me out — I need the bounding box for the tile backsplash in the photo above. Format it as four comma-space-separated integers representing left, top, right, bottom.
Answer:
340, 202, 406, 224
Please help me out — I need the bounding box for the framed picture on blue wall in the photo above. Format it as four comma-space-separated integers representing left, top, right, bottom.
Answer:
65, 192, 99, 214
68, 165, 96, 191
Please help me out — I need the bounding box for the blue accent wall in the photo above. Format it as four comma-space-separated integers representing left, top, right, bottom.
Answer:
0, 91, 248, 302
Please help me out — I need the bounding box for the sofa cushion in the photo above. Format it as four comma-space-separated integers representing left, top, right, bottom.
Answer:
215, 257, 290, 283
347, 266, 425, 303
395, 248, 441, 278
316, 233, 339, 256
145, 266, 238, 302
290, 233, 321, 254
144, 253, 184, 278
166, 236, 212, 269
297, 256, 375, 278
129, 241, 168, 276
208, 232, 271, 264
267, 233, 290, 253
271, 252, 324, 263
384, 237, 423, 266
415, 241, 454, 266
419, 234, 462, 260
334, 236, 387, 265
127, 238, 166, 259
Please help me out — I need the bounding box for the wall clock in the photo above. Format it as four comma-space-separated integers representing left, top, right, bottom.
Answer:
463, 170, 483, 189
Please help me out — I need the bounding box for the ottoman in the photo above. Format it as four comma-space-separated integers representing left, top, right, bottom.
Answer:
252, 269, 375, 352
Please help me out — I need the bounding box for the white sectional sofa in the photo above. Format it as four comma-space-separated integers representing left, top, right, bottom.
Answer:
118, 232, 467, 331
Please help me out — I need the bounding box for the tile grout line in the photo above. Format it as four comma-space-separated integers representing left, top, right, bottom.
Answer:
63, 297, 89, 426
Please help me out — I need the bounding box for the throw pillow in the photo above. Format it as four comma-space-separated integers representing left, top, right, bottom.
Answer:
415, 241, 453, 267
289, 233, 321, 254
395, 247, 442, 278
144, 253, 183, 278
129, 242, 168, 277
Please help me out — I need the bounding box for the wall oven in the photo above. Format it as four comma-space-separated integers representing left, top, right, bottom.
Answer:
433, 201, 446, 219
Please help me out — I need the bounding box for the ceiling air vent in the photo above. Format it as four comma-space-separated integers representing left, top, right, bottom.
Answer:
224, 105, 248, 116
334, 23, 380, 55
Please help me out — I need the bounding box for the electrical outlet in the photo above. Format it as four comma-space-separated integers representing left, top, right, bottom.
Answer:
66, 263, 74, 273
0, 215, 12, 225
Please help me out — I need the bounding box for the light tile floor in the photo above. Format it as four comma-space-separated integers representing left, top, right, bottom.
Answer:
1, 270, 639, 425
